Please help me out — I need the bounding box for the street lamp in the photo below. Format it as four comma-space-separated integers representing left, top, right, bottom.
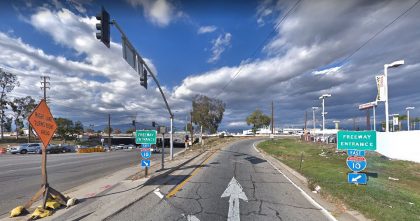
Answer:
406, 107, 415, 131
319, 94, 331, 142
384, 60, 404, 132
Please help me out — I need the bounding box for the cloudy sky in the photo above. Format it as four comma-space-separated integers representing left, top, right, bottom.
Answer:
1, 0, 419, 132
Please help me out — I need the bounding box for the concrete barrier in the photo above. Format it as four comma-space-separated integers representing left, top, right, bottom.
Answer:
377, 131, 420, 163
77, 146, 104, 154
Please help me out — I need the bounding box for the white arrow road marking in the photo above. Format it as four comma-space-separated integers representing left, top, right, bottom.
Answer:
154, 188, 164, 199
352, 175, 362, 182
221, 177, 248, 221
187, 215, 200, 221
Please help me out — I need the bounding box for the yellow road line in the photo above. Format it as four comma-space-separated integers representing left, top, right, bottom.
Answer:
166, 150, 218, 198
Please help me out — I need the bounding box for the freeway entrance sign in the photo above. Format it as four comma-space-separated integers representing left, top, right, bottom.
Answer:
346, 156, 367, 172
136, 130, 157, 144
337, 130, 376, 150
348, 173, 367, 185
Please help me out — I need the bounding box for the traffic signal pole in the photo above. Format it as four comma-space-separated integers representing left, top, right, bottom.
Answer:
111, 19, 174, 160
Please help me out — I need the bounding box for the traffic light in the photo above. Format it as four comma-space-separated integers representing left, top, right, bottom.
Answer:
140, 68, 148, 89
152, 121, 155, 127
96, 7, 110, 48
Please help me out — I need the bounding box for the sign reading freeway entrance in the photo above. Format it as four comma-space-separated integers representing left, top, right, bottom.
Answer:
337, 131, 377, 150
136, 130, 157, 144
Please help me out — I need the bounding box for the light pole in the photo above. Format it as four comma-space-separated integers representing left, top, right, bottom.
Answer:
406, 107, 415, 131
384, 60, 404, 132
311, 107, 318, 131
319, 94, 331, 142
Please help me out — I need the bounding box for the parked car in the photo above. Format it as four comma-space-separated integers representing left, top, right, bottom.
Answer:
62, 145, 76, 153
10, 143, 42, 154
150, 144, 160, 153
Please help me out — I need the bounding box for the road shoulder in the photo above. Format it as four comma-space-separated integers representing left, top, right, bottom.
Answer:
253, 140, 370, 221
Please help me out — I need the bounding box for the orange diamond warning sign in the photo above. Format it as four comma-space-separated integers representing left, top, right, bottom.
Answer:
28, 100, 57, 149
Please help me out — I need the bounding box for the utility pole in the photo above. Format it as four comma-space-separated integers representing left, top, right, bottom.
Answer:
108, 114, 111, 148
190, 111, 193, 146
36, 76, 50, 143
271, 101, 274, 134
366, 109, 371, 130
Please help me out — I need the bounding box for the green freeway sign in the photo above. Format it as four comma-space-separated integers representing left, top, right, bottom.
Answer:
136, 130, 157, 144
337, 130, 377, 151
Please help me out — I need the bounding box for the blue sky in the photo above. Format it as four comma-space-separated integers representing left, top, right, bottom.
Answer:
1, 0, 420, 132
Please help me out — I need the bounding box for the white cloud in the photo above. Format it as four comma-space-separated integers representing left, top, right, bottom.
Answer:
197, 25, 217, 34
126, 0, 181, 27
207, 33, 232, 63
313, 66, 341, 75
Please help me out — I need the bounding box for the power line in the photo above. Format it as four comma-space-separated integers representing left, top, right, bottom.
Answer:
319, 0, 420, 76
216, 0, 304, 98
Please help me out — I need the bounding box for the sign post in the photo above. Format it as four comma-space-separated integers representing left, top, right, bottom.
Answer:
337, 130, 376, 185
24, 99, 67, 209
136, 130, 156, 177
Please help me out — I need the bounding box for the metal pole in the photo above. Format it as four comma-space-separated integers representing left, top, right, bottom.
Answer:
271, 101, 274, 134
384, 65, 389, 132
373, 105, 376, 131
161, 133, 165, 169
170, 116, 173, 160
322, 98, 325, 142
112, 19, 174, 148
407, 110, 410, 131
108, 114, 111, 148
312, 109, 316, 142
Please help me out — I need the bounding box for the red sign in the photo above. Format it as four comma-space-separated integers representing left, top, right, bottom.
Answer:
141, 148, 151, 152
347, 156, 366, 162
28, 100, 57, 149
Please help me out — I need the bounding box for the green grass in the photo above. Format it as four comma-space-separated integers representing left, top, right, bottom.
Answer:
258, 139, 420, 221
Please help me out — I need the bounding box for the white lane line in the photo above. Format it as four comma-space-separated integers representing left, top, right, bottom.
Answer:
154, 188, 164, 199
252, 141, 338, 221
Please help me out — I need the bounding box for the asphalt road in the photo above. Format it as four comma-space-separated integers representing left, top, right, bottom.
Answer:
0, 148, 182, 217
110, 139, 331, 221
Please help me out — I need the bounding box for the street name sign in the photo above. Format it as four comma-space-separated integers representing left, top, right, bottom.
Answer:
141, 159, 151, 168
347, 149, 365, 157
141, 148, 151, 159
347, 173, 367, 185
136, 130, 157, 144
28, 99, 57, 149
346, 156, 367, 172
337, 131, 376, 150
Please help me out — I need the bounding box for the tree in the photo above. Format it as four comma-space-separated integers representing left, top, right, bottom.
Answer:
55, 118, 74, 142
104, 127, 113, 134
10, 96, 36, 139
246, 109, 271, 134
73, 121, 84, 135
0, 69, 19, 139
4, 116, 12, 132
192, 95, 225, 134
126, 128, 135, 134
114, 128, 121, 134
